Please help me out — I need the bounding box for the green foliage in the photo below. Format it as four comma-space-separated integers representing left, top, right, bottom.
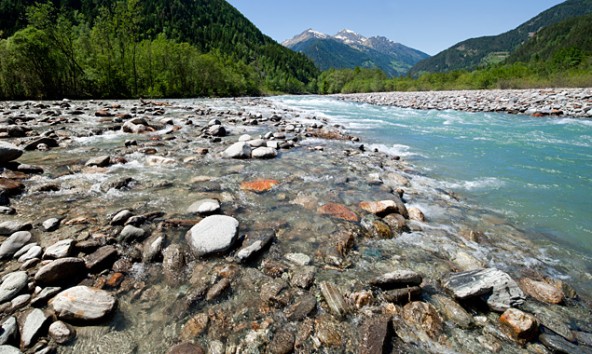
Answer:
0, 0, 317, 99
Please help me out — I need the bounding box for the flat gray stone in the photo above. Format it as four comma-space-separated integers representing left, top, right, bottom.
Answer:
0, 222, 31, 236
41, 218, 60, 232
0, 345, 22, 354
34, 257, 86, 287
9, 294, 30, 311
235, 230, 275, 263
20, 308, 50, 348
0, 142, 23, 164
285, 253, 311, 266
187, 199, 221, 215
30, 287, 61, 307
50, 286, 116, 322
43, 239, 74, 259
118, 225, 146, 243
0, 317, 17, 345
251, 147, 278, 159
0, 271, 28, 304
84, 245, 119, 272
185, 215, 239, 257
110, 210, 133, 225
222, 142, 251, 159
442, 268, 524, 312
0, 231, 32, 259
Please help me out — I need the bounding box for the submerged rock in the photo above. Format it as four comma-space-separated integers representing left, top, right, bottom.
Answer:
240, 179, 279, 193
359, 316, 390, 354
319, 282, 349, 319
317, 203, 359, 222
370, 270, 422, 289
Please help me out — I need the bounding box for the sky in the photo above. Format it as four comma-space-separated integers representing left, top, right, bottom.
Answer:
227, 0, 566, 55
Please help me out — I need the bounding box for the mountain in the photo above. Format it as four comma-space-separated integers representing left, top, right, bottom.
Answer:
283, 29, 429, 77
410, 0, 592, 75
0, 0, 318, 97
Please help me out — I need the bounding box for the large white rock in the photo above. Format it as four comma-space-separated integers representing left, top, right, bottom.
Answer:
0, 271, 28, 304
185, 215, 239, 257
50, 286, 116, 322
251, 147, 278, 159
222, 142, 251, 159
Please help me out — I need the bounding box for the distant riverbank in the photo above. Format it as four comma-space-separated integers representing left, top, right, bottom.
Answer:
334, 88, 592, 118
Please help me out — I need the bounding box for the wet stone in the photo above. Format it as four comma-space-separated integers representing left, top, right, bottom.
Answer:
43, 239, 74, 259
34, 257, 86, 287
315, 316, 343, 348
118, 225, 146, 243
180, 313, 209, 341
41, 218, 60, 232
430, 294, 473, 329
0, 271, 28, 304
187, 198, 221, 215
19, 308, 50, 348
185, 215, 239, 257
383, 286, 422, 304
290, 266, 316, 289
251, 147, 278, 159
110, 210, 133, 226
166, 342, 205, 354
0, 222, 31, 237
539, 333, 590, 354
359, 200, 399, 217
370, 270, 423, 289
0, 142, 23, 164
268, 329, 295, 354
240, 179, 279, 193
9, 294, 30, 311
30, 287, 61, 307
260, 278, 290, 307
84, 246, 118, 272
16, 246, 42, 263
85, 155, 111, 167
235, 230, 275, 262
206, 278, 231, 301
50, 286, 116, 322
499, 308, 538, 344
142, 233, 165, 263
163, 244, 186, 287
520, 278, 564, 305
0, 345, 22, 354
317, 203, 359, 222
285, 293, 317, 321
48, 321, 75, 344
222, 142, 251, 159
402, 301, 443, 340
408, 207, 425, 221
319, 282, 349, 319
359, 316, 390, 354
284, 253, 311, 266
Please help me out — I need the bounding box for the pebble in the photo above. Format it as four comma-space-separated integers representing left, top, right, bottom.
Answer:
16, 245, 42, 263
0, 345, 22, 354
50, 286, 116, 322
430, 294, 473, 329
319, 282, 349, 319
359, 200, 399, 216
118, 225, 146, 243
240, 179, 279, 193
285, 294, 317, 321
0, 222, 31, 237
84, 245, 119, 272
235, 230, 275, 262
110, 210, 133, 225
284, 253, 311, 266
402, 301, 443, 340
166, 342, 205, 354
520, 278, 564, 305
48, 321, 76, 344
85, 155, 111, 167
251, 147, 278, 159
317, 203, 359, 222
185, 215, 239, 257
370, 270, 423, 289
41, 218, 60, 232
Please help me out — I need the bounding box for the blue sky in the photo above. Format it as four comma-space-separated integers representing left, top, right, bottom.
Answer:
227, 0, 565, 55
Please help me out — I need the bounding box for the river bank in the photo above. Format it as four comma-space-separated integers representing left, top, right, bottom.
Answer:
0, 97, 591, 353
334, 88, 592, 118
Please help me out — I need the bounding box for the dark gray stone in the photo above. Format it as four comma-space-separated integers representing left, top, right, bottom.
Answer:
34, 257, 86, 287
84, 246, 118, 272
0, 142, 23, 163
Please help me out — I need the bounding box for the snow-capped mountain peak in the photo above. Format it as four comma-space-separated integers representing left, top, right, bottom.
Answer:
282, 28, 328, 47
334, 29, 368, 46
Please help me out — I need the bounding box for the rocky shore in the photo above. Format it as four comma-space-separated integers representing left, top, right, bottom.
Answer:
334, 88, 592, 118
0, 97, 591, 353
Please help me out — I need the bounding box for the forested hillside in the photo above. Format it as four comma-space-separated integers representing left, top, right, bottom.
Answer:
0, 0, 319, 99
410, 0, 592, 74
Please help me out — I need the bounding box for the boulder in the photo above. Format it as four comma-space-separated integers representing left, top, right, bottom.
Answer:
50, 286, 116, 322
251, 147, 278, 159
0, 142, 23, 164
222, 142, 251, 159
34, 257, 86, 287
442, 268, 525, 312
0, 271, 28, 304
185, 215, 239, 257
0, 231, 31, 259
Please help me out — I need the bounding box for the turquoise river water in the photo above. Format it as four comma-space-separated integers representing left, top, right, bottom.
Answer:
274, 95, 592, 259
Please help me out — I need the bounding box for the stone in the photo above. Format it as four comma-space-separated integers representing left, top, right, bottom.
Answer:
42, 239, 74, 259
9, 294, 30, 311
317, 203, 359, 222
16, 245, 41, 263
452, 251, 484, 271
383, 286, 422, 304
20, 308, 50, 348
0, 317, 17, 345
290, 266, 316, 289
206, 278, 231, 301
100, 176, 134, 192
238, 134, 252, 142
187, 198, 221, 215
370, 270, 422, 289
0, 223, 31, 237
50, 286, 116, 322
110, 210, 133, 225
142, 233, 165, 263
30, 287, 61, 307
284, 253, 311, 266
442, 268, 525, 311
41, 218, 60, 232
235, 230, 275, 262
260, 279, 290, 307
359, 200, 399, 217
499, 308, 538, 344
248, 139, 266, 147
118, 225, 146, 243
268, 329, 295, 354
34, 257, 86, 287
408, 207, 425, 221
315, 316, 343, 348
285, 294, 317, 321
48, 321, 75, 344
165, 342, 205, 354
84, 246, 118, 272
180, 313, 209, 341
359, 316, 389, 354
185, 215, 239, 257
0, 346, 22, 354
0, 231, 31, 260
539, 333, 588, 354
361, 216, 392, 239
0, 271, 28, 304
319, 282, 348, 319
207, 125, 226, 137
520, 278, 564, 305
222, 142, 251, 159
430, 295, 472, 329
0, 142, 23, 164
240, 179, 279, 193
163, 244, 186, 287
251, 147, 278, 159
85, 155, 111, 167
402, 301, 443, 340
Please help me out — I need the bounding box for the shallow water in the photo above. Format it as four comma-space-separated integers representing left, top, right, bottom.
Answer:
273, 95, 592, 257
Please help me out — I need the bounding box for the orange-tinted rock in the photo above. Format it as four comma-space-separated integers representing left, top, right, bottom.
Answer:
240, 179, 280, 193
359, 200, 398, 216
318, 203, 359, 222
499, 308, 539, 344
180, 313, 209, 341
519, 278, 564, 304
106, 272, 124, 288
